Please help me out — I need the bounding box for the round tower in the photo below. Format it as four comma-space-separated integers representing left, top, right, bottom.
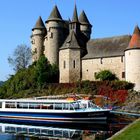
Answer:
44, 5, 65, 65
79, 10, 92, 41
31, 16, 46, 62
125, 25, 140, 91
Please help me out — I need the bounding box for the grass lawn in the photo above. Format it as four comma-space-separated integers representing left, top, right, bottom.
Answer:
111, 119, 140, 140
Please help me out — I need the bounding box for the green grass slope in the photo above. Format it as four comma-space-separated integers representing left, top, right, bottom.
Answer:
110, 119, 140, 140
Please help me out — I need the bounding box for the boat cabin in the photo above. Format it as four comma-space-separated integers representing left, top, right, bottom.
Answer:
0, 99, 101, 111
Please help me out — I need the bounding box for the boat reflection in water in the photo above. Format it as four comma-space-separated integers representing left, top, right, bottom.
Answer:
0, 123, 82, 139
0, 114, 134, 140
0, 122, 112, 140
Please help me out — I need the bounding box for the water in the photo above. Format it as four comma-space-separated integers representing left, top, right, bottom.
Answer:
0, 114, 138, 140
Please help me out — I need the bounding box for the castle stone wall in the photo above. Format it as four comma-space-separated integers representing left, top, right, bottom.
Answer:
59, 49, 81, 83
82, 56, 125, 81
59, 49, 70, 83
125, 50, 140, 91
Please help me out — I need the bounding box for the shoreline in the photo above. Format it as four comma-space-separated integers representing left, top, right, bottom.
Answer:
107, 118, 140, 140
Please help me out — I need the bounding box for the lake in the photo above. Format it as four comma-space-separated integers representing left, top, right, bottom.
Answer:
0, 114, 138, 140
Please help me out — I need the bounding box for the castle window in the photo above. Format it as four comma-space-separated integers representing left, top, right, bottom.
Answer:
48, 32, 53, 38
122, 72, 125, 78
64, 61, 66, 69
31, 39, 35, 44
100, 58, 103, 64
121, 56, 123, 63
32, 48, 37, 54
73, 60, 76, 68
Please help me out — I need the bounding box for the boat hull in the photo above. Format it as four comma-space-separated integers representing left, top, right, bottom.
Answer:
0, 110, 110, 124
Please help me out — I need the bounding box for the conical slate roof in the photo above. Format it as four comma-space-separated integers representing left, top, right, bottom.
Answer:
32, 16, 46, 30
60, 30, 84, 50
47, 5, 62, 22
72, 5, 79, 23
127, 25, 140, 49
79, 10, 91, 25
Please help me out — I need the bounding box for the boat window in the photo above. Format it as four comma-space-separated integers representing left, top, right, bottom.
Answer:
29, 103, 40, 109
48, 130, 53, 135
63, 103, 69, 110
55, 130, 63, 136
22, 128, 28, 133
0, 102, 2, 108
17, 102, 29, 109
63, 103, 74, 110
10, 127, 16, 132
80, 103, 87, 109
41, 103, 53, 109
88, 102, 92, 108
5, 102, 16, 108
29, 128, 35, 134
70, 104, 74, 110
54, 103, 63, 110
73, 102, 80, 109
89, 101, 101, 109
63, 130, 69, 138
41, 129, 48, 135
35, 128, 40, 134
17, 127, 22, 132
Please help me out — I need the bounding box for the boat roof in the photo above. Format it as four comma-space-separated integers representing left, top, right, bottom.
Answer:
0, 99, 84, 103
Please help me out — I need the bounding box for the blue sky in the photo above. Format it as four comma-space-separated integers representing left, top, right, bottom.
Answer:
0, 0, 140, 81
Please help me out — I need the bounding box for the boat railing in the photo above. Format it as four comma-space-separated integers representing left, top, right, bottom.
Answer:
3, 101, 78, 111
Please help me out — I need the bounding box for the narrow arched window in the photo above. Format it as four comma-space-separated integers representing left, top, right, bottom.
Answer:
121, 56, 123, 63
73, 60, 76, 68
100, 58, 103, 64
64, 61, 66, 69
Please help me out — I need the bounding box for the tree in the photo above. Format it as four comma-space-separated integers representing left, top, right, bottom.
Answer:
49, 64, 59, 83
95, 70, 118, 81
34, 55, 59, 88
8, 44, 32, 72
35, 55, 51, 87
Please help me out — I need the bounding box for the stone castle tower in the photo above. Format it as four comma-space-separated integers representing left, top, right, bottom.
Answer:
125, 25, 140, 91
31, 16, 46, 62
44, 6, 69, 65
31, 5, 140, 91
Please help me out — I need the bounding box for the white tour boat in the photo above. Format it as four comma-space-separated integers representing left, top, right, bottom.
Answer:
0, 99, 110, 124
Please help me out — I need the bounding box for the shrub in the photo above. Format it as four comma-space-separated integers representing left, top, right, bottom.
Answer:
95, 70, 118, 81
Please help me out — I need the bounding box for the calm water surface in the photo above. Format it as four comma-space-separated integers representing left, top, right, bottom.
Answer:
0, 114, 138, 140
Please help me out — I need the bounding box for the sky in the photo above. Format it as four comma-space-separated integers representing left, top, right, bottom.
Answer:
0, 0, 140, 81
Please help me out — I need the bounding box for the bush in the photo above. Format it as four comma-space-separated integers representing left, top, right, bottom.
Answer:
95, 70, 118, 81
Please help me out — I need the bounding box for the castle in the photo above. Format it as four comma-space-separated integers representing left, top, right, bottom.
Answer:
31, 5, 140, 91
